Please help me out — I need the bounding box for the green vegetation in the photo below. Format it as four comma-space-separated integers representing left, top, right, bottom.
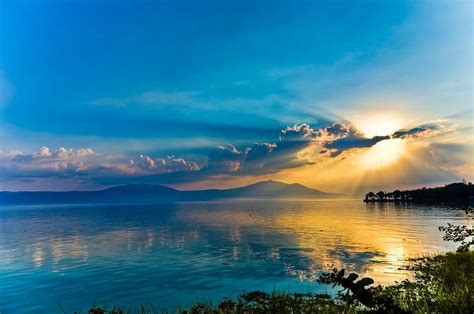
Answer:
84, 251, 473, 314
438, 207, 473, 252
384, 251, 474, 313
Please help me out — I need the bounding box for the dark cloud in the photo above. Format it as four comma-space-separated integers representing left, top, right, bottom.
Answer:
324, 121, 361, 138
326, 135, 390, 156
206, 144, 244, 172
391, 123, 451, 140
280, 122, 388, 157
240, 142, 307, 175
203, 141, 304, 176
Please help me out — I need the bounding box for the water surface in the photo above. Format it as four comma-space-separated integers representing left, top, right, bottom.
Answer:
0, 200, 468, 313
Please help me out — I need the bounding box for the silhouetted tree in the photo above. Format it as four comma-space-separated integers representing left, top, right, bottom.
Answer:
376, 191, 385, 201
365, 192, 376, 201
393, 190, 402, 200
364, 182, 473, 202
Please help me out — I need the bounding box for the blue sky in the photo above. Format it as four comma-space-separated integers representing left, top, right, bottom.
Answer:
0, 0, 472, 192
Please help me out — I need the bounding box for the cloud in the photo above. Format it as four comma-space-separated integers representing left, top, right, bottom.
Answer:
391, 123, 453, 140
158, 121, 456, 181
206, 144, 244, 172
131, 154, 200, 173
0, 146, 97, 176
325, 135, 390, 156
280, 123, 318, 140
0, 147, 200, 188
281, 121, 455, 158
280, 122, 389, 157
203, 139, 308, 176
0, 120, 460, 190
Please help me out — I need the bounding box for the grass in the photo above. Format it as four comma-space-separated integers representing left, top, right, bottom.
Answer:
383, 250, 474, 313
82, 251, 474, 314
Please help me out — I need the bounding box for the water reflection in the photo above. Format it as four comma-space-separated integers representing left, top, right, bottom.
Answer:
0, 201, 468, 313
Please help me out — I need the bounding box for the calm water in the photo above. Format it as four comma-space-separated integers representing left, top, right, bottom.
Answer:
0, 200, 468, 313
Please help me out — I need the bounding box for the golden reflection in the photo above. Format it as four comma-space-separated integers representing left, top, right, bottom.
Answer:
17, 202, 461, 288
175, 202, 450, 285
32, 246, 44, 268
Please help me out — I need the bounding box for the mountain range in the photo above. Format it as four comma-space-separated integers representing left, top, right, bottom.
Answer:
0, 180, 338, 205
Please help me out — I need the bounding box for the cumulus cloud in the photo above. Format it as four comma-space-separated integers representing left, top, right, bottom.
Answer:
206, 144, 244, 172
0, 146, 97, 176
280, 123, 318, 140
229, 122, 442, 171
131, 154, 200, 173
0, 146, 200, 187
279, 121, 389, 157
279, 121, 454, 158
202, 140, 306, 176
201, 122, 371, 176
98, 153, 201, 177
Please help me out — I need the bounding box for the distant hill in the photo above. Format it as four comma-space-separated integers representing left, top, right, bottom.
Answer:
0, 180, 336, 205
221, 180, 329, 198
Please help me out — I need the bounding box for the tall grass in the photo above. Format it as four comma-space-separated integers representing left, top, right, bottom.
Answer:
383, 251, 474, 313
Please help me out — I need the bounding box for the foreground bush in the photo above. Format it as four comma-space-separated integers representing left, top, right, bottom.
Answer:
383, 251, 474, 313
87, 293, 356, 314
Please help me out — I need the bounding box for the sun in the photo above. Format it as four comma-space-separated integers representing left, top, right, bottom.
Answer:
360, 138, 406, 169
354, 113, 405, 138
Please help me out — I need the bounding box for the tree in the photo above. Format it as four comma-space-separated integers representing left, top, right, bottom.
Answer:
393, 190, 402, 200
376, 191, 385, 201
365, 192, 375, 200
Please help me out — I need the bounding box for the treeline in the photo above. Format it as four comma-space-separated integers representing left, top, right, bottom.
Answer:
364, 182, 474, 202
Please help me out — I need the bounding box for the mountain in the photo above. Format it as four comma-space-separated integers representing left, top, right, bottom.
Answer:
221, 180, 328, 198
0, 180, 336, 205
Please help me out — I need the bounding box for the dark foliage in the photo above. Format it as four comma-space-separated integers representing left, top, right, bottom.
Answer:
438, 207, 473, 252
364, 182, 474, 203
317, 267, 405, 312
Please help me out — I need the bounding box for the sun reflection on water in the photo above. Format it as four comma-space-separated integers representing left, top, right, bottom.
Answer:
0, 202, 467, 312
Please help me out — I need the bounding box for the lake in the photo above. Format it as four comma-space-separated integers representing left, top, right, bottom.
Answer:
0, 200, 468, 313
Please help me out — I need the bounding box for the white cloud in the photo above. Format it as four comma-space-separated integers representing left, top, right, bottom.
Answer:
0, 146, 97, 174
0, 147, 200, 185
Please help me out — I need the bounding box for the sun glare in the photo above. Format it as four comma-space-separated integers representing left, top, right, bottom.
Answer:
360, 138, 406, 169
355, 114, 405, 138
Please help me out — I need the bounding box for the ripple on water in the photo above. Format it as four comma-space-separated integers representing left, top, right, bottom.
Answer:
0, 201, 468, 313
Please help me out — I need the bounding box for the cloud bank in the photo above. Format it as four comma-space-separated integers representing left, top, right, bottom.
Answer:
0, 120, 458, 191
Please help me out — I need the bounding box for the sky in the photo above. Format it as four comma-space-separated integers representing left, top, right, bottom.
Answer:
0, 0, 472, 194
